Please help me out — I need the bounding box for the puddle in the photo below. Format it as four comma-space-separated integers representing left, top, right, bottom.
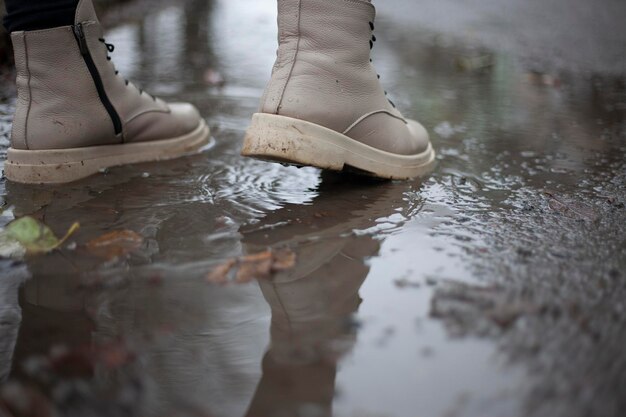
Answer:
0, 0, 625, 416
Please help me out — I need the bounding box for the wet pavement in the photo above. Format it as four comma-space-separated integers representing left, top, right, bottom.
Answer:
0, 0, 625, 416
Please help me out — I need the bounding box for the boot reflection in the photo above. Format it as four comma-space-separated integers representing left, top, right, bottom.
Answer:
242, 174, 402, 417
0, 262, 28, 383
245, 236, 376, 417
11, 274, 94, 381
3, 173, 412, 417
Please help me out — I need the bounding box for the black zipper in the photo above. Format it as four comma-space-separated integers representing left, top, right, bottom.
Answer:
72, 23, 123, 136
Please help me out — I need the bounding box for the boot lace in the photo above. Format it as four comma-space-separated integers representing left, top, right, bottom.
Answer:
368, 21, 396, 109
98, 38, 156, 101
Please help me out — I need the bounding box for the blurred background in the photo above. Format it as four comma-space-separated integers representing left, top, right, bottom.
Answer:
2, 0, 626, 73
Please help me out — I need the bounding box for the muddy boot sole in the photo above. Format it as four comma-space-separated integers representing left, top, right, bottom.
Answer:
4, 120, 210, 184
242, 114, 436, 180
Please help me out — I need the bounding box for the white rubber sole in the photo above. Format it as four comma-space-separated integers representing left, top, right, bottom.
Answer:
4, 120, 210, 184
242, 114, 436, 180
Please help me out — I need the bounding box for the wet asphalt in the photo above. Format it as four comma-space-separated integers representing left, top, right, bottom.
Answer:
0, 0, 625, 416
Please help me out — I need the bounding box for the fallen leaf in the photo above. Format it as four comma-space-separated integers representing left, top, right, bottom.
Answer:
206, 259, 236, 284
0, 217, 79, 257
430, 280, 540, 335
272, 249, 297, 271
236, 251, 273, 283
207, 249, 297, 284
99, 342, 136, 369
544, 191, 598, 221
85, 230, 144, 260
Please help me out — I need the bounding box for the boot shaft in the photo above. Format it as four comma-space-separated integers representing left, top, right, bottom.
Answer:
260, 0, 400, 135
11, 26, 118, 150
276, 0, 375, 62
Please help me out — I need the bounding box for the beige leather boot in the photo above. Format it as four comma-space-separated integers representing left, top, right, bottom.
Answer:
242, 0, 435, 180
4, 0, 210, 184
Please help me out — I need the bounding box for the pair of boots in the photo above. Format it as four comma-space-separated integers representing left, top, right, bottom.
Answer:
4, 0, 435, 184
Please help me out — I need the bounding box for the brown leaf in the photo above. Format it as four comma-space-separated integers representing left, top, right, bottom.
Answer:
206, 259, 236, 284
85, 230, 144, 260
99, 343, 135, 369
236, 254, 273, 283
544, 191, 598, 221
207, 249, 297, 285
271, 249, 297, 271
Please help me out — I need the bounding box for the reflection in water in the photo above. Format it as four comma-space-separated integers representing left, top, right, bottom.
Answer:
242, 176, 386, 417
0, 263, 26, 384
1, 175, 396, 417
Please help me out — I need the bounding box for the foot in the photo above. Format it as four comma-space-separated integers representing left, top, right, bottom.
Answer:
4, 0, 210, 184
242, 0, 435, 180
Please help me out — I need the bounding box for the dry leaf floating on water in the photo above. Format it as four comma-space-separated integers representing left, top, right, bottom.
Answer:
207, 249, 297, 284
85, 230, 144, 260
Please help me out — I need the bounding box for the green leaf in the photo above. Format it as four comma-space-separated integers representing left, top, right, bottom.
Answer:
3, 217, 80, 256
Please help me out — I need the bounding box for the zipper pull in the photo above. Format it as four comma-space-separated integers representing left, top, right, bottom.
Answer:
72, 23, 89, 56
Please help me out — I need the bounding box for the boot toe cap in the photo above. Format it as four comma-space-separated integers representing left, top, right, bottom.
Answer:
406, 119, 431, 155
168, 102, 204, 135
124, 102, 204, 143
